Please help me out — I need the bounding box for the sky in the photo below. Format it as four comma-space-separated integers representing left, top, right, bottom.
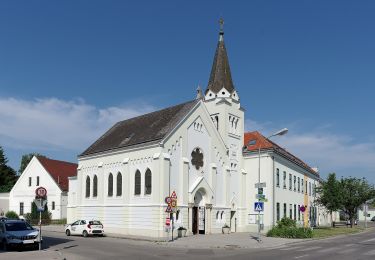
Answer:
1, 1, 374, 182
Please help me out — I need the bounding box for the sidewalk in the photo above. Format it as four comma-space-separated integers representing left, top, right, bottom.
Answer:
42, 225, 303, 249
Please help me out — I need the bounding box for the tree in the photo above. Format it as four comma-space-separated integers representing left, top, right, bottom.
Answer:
18, 153, 45, 174
316, 173, 342, 227
340, 177, 375, 227
0, 146, 18, 192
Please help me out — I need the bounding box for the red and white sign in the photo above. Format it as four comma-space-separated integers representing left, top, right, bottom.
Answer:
35, 187, 47, 198
299, 205, 306, 213
165, 217, 171, 226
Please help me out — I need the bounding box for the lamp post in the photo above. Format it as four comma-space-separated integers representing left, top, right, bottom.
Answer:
257, 128, 288, 242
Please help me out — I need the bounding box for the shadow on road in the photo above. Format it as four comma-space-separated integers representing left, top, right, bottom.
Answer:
42, 235, 74, 250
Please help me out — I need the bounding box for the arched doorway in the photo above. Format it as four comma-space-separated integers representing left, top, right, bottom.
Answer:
192, 189, 206, 235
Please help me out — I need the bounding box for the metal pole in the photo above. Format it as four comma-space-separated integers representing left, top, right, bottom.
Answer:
39, 198, 42, 251
257, 146, 261, 242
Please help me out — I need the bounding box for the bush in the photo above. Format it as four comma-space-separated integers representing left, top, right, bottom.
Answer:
267, 217, 312, 239
277, 217, 296, 228
5, 211, 19, 219
50, 218, 67, 225
267, 226, 313, 238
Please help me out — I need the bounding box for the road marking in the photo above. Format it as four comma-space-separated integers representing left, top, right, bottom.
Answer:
294, 254, 309, 259
296, 246, 322, 252
280, 246, 304, 251
361, 237, 375, 243
317, 247, 338, 253
363, 249, 375, 256
339, 248, 357, 254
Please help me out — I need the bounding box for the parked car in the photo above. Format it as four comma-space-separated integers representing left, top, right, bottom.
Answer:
65, 219, 104, 237
0, 219, 40, 250
371, 216, 375, 222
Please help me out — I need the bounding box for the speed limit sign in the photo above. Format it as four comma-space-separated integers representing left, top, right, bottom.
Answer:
35, 187, 47, 198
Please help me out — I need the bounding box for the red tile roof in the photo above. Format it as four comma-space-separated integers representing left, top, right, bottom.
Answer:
243, 131, 319, 177
36, 156, 77, 192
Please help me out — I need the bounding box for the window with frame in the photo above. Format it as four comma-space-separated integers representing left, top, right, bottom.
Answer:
289, 204, 292, 219
19, 202, 24, 215
93, 175, 98, 197
294, 204, 296, 220
298, 205, 301, 221
134, 170, 141, 195
85, 176, 90, 198
108, 173, 113, 197
29, 177, 32, 187
283, 171, 286, 189
312, 184, 316, 196
283, 203, 287, 218
276, 202, 280, 221
289, 174, 292, 190
52, 201, 55, 210
37, 176, 39, 186
145, 169, 152, 195
117, 172, 122, 196
298, 177, 300, 192
301, 179, 304, 193
293, 175, 296, 191
309, 182, 311, 196
276, 169, 280, 187
305, 181, 308, 194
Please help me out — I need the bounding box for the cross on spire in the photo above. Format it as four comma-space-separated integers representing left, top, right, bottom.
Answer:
219, 18, 224, 33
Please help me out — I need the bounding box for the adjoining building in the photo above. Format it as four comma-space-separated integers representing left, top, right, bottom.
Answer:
243, 131, 333, 232
67, 25, 331, 238
9, 156, 77, 220
0, 193, 9, 216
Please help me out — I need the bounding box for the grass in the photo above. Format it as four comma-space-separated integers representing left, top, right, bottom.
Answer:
312, 226, 364, 238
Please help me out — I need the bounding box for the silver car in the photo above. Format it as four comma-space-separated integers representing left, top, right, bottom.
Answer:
0, 219, 40, 250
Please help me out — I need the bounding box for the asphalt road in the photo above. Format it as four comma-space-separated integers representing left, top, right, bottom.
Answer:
1, 228, 374, 259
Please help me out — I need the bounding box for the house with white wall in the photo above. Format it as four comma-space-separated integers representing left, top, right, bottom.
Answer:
0, 193, 9, 216
9, 156, 77, 220
242, 131, 334, 232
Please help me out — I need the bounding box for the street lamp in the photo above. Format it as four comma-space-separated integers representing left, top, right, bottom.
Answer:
257, 128, 288, 242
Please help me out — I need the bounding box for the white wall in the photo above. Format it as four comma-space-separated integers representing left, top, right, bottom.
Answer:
0, 193, 9, 215
9, 157, 64, 219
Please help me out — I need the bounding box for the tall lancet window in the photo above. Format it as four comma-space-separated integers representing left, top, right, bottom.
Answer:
108, 173, 113, 197
116, 172, 122, 196
85, 176, 90, 198
145, 169, 152, 195
93, 175, 98, 197
134, 170, 141, 195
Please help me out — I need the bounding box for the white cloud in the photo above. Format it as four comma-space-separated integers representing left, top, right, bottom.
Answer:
0, 97, 155, 151
246, 119, 375, 181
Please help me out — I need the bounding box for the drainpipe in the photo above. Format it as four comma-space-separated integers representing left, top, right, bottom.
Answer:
272, 155, 275, 226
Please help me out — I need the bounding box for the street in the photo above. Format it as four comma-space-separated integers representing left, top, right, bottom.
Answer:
1, 228, 375, 259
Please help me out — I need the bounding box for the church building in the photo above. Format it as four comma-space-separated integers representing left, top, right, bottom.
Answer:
67, 24, 325, 238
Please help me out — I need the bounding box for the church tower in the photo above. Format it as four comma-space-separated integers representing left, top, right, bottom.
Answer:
204, 19, 245, 217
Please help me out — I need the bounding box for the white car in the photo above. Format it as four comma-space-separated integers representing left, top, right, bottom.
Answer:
65, 220, 104, 237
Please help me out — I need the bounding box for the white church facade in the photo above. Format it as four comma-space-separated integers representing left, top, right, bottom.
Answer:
67, 26, 327, 238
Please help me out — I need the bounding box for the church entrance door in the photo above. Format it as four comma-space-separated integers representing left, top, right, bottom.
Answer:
192, 207, 198, 234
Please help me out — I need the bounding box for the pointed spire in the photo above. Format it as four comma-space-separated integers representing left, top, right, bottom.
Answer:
206, 18, 235, 95
196, 85, 203, 100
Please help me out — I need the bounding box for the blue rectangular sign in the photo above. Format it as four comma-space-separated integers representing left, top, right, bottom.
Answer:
254, 202, 264, 212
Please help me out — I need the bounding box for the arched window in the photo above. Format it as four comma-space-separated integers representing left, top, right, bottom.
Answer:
93, 175, 98, 197
85, 176, 90, 198
116, 172, 122, 196
145, 169, 152, 195
108, 173, 113, 197
134, 170, 141, 195
176, 210, 180, 221
216, 211, 219, 220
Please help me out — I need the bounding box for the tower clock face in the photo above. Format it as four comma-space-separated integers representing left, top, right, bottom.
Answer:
191, 148, 204, 170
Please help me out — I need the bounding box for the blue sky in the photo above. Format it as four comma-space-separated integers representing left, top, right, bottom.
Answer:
1, 1, 374, 182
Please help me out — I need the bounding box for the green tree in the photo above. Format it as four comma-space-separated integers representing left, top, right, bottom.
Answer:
340, 177, 375, 227
0, 146, 18, 192
316, 173, 343, 227
18, 153, 45, 174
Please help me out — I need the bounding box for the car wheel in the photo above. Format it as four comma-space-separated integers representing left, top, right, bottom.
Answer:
66, 229, 71, 236
83, 230, 88, 238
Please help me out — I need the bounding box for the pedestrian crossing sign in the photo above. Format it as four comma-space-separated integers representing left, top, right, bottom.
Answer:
254, 202, 264, 212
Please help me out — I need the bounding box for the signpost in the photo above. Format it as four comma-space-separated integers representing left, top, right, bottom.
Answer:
35, 187, 47, 251
165, 191, 177, 242
254, 202, 264, 212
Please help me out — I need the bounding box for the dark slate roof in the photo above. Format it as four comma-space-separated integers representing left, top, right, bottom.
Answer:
80, 100, 199, 156
206, 31, 235, 94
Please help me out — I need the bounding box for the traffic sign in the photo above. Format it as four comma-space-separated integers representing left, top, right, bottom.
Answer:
258, 188, 263, 195
299, 205, 306, 212
256, 194, 265, 199
166, 217, 171, 226
33, 198, 47, 212
171, 191, 177, 199
255, 182, 266, 188
35, 187, 47, 198
254, 202, 264, 212
165, 205, 173, 213
165, 197, 172, 204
